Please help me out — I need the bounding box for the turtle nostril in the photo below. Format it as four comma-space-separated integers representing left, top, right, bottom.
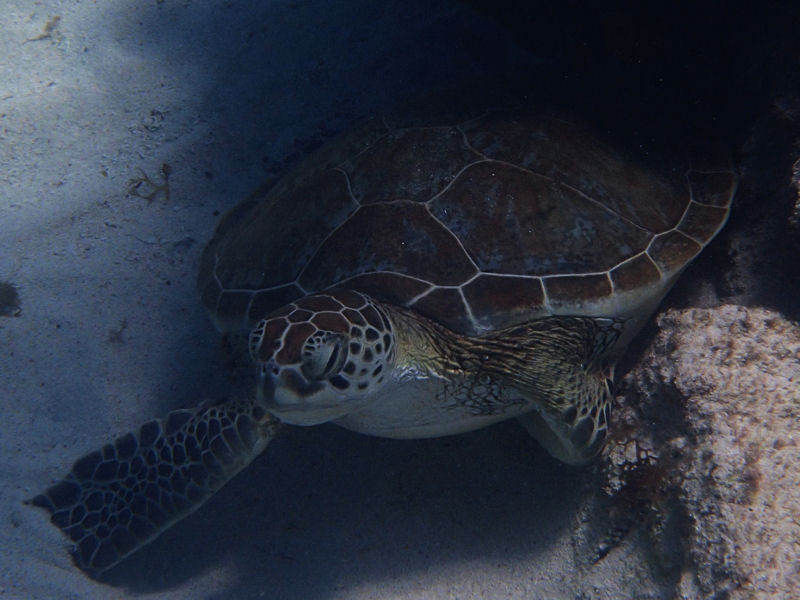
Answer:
256, 363, 277, 402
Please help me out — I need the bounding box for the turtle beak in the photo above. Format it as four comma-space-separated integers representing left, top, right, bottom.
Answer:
255, 361, 277, 404
255, 361, 354, 425
257, 361, 326, 405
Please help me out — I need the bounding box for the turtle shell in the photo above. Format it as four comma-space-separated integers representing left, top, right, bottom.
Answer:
198, 114, 735, 337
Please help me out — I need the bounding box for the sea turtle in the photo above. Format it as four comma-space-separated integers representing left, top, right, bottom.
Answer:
32, 111, 736, 576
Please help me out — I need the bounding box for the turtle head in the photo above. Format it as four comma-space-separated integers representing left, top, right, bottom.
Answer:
248, 291, 395, 425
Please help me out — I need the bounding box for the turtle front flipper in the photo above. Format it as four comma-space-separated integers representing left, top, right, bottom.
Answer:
30, 398, 283, 576
516, 379, 612, 466
474, 316, 620, 465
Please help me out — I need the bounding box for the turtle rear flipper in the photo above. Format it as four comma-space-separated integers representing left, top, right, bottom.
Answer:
30, 398, 283, 576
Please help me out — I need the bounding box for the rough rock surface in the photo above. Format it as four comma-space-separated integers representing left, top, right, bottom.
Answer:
605, 305, 800, 599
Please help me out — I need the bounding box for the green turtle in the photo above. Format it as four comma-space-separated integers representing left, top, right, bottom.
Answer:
32, 112, 736, 575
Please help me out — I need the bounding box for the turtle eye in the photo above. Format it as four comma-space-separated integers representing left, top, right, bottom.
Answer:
301, 333, 348, 381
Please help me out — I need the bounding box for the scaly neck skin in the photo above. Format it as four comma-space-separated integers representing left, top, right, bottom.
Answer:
381, 303, 614, 415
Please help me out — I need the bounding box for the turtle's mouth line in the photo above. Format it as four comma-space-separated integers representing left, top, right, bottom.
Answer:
256, 366, 358, 425
266, 405, 352, 426
264, 398, 357, 426
257, 366, 325, 401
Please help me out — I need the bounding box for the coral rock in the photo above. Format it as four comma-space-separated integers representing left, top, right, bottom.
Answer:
607, 305, 800, 599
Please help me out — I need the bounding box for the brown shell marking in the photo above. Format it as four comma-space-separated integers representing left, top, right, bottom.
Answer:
200, 114, 737, 336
